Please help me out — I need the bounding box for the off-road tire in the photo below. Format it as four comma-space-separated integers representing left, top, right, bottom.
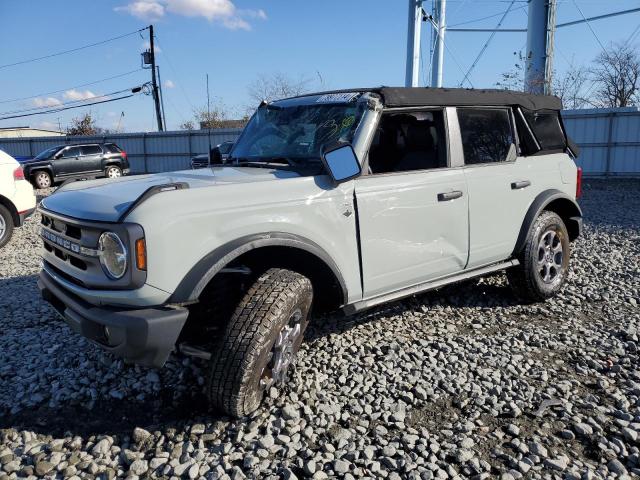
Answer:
207, 268, 313, 417
0, 205, 14, 249
507, 210, 570, 302
33, 171, 52, 189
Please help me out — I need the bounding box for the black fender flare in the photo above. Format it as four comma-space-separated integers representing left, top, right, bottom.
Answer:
512, 189, 583, 256
169, 232, 348, 304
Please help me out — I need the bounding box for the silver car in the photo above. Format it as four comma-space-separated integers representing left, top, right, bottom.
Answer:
38, 87, 582, 417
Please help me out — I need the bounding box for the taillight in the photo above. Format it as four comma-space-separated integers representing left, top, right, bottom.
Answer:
13, 166, 25, 181
121, 150, 128, 160
576, 167, 583, 199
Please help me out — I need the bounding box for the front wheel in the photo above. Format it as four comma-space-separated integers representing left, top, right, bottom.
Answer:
507, 210, 570, 302
0, 205, 15, 249
105, 165, 122, 178
207, 268, 313, 417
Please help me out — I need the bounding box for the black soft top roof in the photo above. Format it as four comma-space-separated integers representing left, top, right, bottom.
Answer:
286, 87, 562, 111
378, 87, 562, 111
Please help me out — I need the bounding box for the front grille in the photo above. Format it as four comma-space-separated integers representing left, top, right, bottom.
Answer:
39, 208, 146, 290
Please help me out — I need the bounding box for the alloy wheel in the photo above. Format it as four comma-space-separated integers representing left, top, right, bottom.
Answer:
0, 215, 5, 240
259, 309, 304, 390
107, 167, 122, 178
537, 229, 564, 283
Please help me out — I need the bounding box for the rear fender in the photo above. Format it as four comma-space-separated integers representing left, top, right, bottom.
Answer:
512, 189, 582, 256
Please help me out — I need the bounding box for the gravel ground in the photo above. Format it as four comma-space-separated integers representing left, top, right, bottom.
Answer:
1, 179, 639, 480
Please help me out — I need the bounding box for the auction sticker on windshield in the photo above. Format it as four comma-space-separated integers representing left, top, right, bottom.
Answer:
316, 92, 359, 103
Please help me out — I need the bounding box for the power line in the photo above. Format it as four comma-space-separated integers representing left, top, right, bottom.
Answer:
448, 5, 527, 28
571, 0, 607, 54
0, 28, 148, 70
0, 69, 144, 104
459, 0, 517, 87
153, 35, 196, 112
0, 95, 136, 121
0, 86, 142, 116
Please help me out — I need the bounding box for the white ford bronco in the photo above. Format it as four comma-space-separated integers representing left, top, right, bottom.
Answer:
38, 87, 582, 417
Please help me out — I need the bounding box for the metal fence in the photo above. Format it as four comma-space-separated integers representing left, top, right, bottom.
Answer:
0, 107, 638, 176
562, 107, 640, 177
0, 129, 243, 174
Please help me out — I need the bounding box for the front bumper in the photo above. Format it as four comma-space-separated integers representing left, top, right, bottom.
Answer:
38, 269, 188, 367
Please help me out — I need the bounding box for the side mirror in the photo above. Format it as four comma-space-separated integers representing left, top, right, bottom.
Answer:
321, 143, 361, 184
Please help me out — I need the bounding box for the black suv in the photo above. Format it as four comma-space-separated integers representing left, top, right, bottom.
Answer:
22, 143, 130, 189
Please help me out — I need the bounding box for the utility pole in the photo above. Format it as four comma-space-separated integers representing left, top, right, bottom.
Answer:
431, 0, 447, 88
156, 66, 167, 131
525, 0, 556, 94
148, 25, 164, 131
405, 0, 423, 87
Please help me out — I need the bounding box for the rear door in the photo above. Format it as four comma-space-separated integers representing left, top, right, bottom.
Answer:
355, 108, 469, 298
80, 145, 104, 173
455, 107, 536, 268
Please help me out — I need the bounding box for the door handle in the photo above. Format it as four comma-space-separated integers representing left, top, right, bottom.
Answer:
511, 180, 531, 190
437, 190, 463, 202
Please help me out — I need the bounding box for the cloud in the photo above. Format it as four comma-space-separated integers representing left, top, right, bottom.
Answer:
164, 79, 175, 88
114, 0, 266, 30
34, 121, 60, 131
32, 97, 62, 108
115, 1, 165, 21
63, 89, 97, 101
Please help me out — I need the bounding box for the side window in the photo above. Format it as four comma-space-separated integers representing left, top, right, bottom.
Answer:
61, 147, 81, 158
367, 110, 448, 174
458, 108, 514, 165
523, 110, 566, 151
81, 145, 102, 156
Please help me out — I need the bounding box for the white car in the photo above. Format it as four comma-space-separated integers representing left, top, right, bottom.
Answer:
0, 150, 37, 248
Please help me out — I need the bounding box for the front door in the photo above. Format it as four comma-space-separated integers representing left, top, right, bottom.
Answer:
54, 146, 82, 176
355, 108, 469, 298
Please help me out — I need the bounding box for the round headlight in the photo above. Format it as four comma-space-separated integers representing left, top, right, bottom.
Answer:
98, 232, 127, 279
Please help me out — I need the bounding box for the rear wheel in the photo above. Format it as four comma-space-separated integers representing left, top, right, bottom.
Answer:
106, 165, 122, 178
207, 268, 313, 417
0, 205, 15, 249
33, 171, 52, 189
507, 211, 570, 302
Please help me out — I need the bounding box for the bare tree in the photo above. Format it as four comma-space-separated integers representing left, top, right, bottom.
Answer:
552, 66, 588, 109
589, 43, 640, 108
247, 72, 312, 106
67, 112, 101, 135
194, 101, 230, 129
179, 120, 196, 130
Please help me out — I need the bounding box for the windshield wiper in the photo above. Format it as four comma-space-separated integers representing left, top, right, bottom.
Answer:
234, 161, 290, 170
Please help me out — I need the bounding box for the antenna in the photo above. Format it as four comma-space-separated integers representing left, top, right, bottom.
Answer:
206, 73, 212, 168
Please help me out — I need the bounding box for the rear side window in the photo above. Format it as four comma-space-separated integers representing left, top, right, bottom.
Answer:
62, 147, 81, 158
104, 144, 122, 153
457, 108, 514, 165
81, 145, 102, 155
522, 110, 566, 151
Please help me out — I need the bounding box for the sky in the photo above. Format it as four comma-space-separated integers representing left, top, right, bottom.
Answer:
0, 0, 639, 133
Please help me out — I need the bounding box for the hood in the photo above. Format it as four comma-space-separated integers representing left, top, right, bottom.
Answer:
16, 156, 38, 164
40, 167, 303, 222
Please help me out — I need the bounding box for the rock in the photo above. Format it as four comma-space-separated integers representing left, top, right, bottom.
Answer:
34, 461, 54, 476
92, 438, 112, 456
544, 456, 568, 471
608, 459, 627, 475
190, 424, 205, 435
333, 460, 350, 474
574, 423, 593, 436
132, 427, 151, 443
129, 460, 148, 476
281, 405, 300, 420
